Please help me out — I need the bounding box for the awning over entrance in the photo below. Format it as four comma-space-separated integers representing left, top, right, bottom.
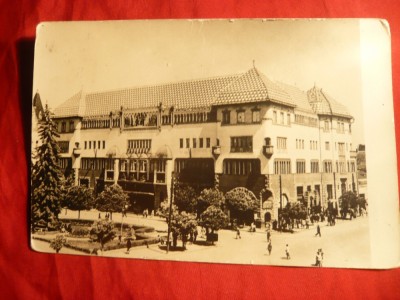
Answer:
155, 145, 172, 159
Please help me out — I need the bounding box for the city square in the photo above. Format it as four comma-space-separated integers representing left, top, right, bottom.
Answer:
32, 208, 371, 268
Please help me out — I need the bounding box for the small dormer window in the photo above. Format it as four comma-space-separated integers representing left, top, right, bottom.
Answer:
237, 109, 245, 124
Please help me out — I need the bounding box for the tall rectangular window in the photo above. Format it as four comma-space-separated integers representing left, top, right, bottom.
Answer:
186, 138, 190, 148
93, 141, 96, 149
89, 141, 91, 149
84, 141, 87, 149
180, 138, 183, 148
69, 121, 74, 132
311, 160, 319, 173
206, 138, 211, 148
287, 113, 291, 125
325, 141, 330, 151
103, 141, 105, 149
98, 141, 101, 149
193, 138, 197, 148
61, 122, 66, 133
296, 160, 306, 173
277, 137, 287, 150
273, 111, 277, 124
280, 112, 284, 124
199, 138, 203, 148
252, 110, 260, 123
324, 120, 330, 132
222, 110, 230, 124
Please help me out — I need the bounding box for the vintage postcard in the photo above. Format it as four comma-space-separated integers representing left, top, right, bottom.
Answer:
30, 19, 399, 269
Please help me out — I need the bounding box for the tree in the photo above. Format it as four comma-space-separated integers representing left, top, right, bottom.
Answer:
50, 234, 67, 253
279, 202, 307, 230
31, 105, 63, 231
339, 191, 358, 219
199, 205, 228, 238
197, 188, 225, 216
170, 212, 198, 249
173, 183, 197, 213
225, 188, 259, 225
95, 184, 128, 220
62, 185, 94, 219
90, 218, 116, 250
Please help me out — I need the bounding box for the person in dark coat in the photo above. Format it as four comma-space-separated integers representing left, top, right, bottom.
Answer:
315, 224, 321, 237
126, 239, 132, 254
267, 241, 272, 255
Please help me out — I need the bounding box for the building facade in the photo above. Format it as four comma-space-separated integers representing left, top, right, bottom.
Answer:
45, 67, 358, 221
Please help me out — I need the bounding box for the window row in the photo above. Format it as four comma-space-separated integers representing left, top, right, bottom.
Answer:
231, 136, 252, 153
58, 120, 75, 133
296, 139, 304, 149
275, 159, 356, 174
273, 111, 291, 126
84, 140, 106, 150
174, 112, 210, 124
128, 139, 151, 150
294, 114, 317, 127
81, 118, 110, 129
222, 108, 261, 125
310, 140, 318, 150
179, 137, 212, 149
223, 159, 260, 176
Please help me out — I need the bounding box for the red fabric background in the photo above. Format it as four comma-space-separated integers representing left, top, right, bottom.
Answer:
1, 1, 399, 299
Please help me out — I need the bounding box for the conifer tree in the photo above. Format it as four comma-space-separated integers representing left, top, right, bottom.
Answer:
31, 105, 63, 231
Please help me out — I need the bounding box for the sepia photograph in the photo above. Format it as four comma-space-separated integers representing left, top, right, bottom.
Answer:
30, 19, 398, 268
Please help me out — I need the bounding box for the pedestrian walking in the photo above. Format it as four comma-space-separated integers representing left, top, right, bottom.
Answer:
267, 241, 272, 255
193, 228, 198, 243
315, 224, 321, 237
285, 244, 290, 259
236, 228, 241, 239
267, 230, 271, 242
126, 239, 132, 254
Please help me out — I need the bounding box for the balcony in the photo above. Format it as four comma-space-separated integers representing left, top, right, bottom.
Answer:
263, 145, 274, 158
212, 146, 221, 157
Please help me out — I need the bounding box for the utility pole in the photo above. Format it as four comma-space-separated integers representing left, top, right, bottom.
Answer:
166, 175, 174, 253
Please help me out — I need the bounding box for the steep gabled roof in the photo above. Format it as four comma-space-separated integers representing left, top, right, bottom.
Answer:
215, 68, 295, 107
275, 82, 314, 113
307, 86, 352, 118
53, 90, 85, 118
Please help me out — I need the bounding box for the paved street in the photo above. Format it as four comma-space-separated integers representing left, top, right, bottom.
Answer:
55, 209, 371, 268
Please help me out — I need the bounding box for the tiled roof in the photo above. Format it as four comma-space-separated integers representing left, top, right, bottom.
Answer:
53, 91, 85, 118
275, 82, 314, 113
53, 68, 352, 119
84, 75, 238, 116
307, 86, 351, 118
215, 68, 295, 107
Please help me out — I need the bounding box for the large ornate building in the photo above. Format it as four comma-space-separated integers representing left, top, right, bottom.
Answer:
40, 67, 357, 222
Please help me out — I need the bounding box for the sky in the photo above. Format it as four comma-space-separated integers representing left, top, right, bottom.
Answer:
33, 19, 364, 145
